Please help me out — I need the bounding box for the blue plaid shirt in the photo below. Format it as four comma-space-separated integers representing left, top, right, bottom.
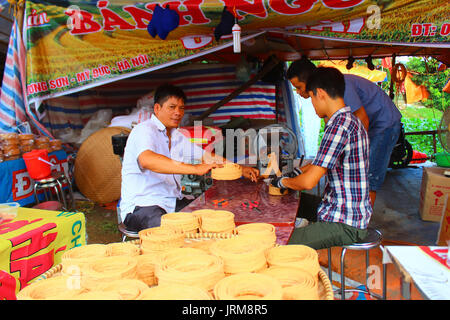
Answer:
312, 106, 373, 229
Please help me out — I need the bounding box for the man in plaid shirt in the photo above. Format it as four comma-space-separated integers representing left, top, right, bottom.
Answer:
271, 67, 373, 249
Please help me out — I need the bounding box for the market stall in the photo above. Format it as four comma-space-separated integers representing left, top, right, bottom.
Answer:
0, 0, 449, 301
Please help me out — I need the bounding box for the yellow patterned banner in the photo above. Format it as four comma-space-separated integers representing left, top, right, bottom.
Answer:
0, 207, 86, 299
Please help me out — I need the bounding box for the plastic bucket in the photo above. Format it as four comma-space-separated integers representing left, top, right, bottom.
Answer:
434, 152, 450, 168
23, 149, 52, 180
0, 202, 20, 222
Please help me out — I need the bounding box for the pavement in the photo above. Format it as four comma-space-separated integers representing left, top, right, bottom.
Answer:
370, 162, 441, 246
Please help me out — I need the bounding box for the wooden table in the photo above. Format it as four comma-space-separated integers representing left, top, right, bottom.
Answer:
183, 179, 300, 244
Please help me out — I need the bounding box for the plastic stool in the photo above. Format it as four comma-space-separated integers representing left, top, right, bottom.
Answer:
33, 201, 62, 211
327, 227, 386, 300
116, 201, 139, 242
33, 171, 74, 211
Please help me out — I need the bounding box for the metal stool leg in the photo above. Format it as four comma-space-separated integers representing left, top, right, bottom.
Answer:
340, 247, 347, 300
339, 247, 384, 300
33, 182, 40, 204
66, 178, 75, 210
55, 179, 68, 210
34, 184, 51, 203
328, 247, 333, 284
59, 174, 74, 210
365, 249, 370, 295
43, 188, 49, 201
52, 185, 62, 205
380, 245, 386, 300
383, 258, 387, 300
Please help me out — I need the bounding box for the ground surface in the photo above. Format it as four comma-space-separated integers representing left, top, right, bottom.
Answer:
74, 199, 122, 244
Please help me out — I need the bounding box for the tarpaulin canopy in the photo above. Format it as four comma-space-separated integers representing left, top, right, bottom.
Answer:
21, 0, 449, 104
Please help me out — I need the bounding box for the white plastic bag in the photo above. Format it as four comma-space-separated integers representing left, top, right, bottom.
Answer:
56, 127, 81, 144
78, 109, 113, 144
137, 92, 154, 110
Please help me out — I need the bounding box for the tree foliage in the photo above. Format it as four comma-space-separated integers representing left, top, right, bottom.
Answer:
406, 57, 450, 111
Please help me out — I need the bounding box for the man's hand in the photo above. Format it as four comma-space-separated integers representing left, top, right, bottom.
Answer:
242, 166, 259, 182
270, 176, 287, 190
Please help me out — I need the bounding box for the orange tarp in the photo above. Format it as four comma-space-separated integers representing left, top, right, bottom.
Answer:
443, 80, 450, 94
405, 72, 429, 104
318, 60, 387, 83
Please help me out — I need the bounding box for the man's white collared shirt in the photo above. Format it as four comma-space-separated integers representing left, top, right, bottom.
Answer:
119, 115, 204, 222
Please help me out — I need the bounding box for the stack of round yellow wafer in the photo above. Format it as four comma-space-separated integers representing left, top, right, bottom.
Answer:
136, 252, 161, 286
139, 284, 213, 300
61, 244, 109, 275
80, 256, 138, 290
161, 211, 200, 234
16, 276, 85, 300
198, 210, 235, 233
209, 237, 268, 274
259, 266, 319, 300
94, 279, 149, 300
155, 247, 225, 291
266, 245, 320, 279
235, 223, 277, 246
106, 242, 141, 257
139, 226, 185, 254
211, 163, 242, 180
182, 238, 217, 252
69, 291, 123, 300
214, 273, 283, 300
268, 185, 288, 196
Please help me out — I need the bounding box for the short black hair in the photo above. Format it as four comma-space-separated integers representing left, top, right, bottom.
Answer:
154, 83, 187, 105
286, 57, 317, 82
306, 67, 345, 99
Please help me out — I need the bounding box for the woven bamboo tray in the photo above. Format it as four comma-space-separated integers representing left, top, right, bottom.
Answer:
74, 126, 130, 204
34, 233, 334, 300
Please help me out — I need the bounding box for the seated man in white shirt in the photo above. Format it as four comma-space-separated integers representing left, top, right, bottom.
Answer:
120, 83, 259, 232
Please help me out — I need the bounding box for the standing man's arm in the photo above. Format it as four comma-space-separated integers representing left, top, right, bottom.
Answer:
343, 76, 370, 131
353, 106, 369, 131
323, 112, 365, 130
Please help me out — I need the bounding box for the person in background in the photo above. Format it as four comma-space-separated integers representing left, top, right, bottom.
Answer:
271, 67, 372, 249
120, 83, 259, 232
287, 57, 402, 207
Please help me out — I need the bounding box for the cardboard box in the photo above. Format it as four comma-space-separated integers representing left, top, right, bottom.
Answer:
419, 166, 450, 222
437, 194, 450, 245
